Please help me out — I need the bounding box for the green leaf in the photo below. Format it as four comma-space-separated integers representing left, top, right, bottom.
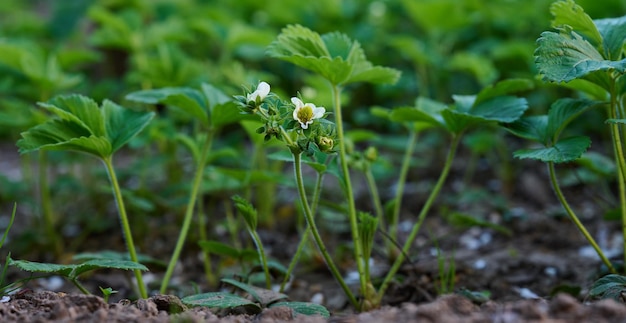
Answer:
589, 274, 626, 300
198, 240, 252, 260
126, 87, 208, 126
232, 195, 258, 230
221, 278, 288, 306
267, 24, 399, 86
9, 257, 75, 276
40, 95, 106, 137
17, 119, 111, 157
444, 95, 528, 133
547, 98, 602, 142
103, 100, 155, 153
390, 97, 448, 129
514, 136, 591, 163
595, 17, 626, 60
549, 0, 603, 48
475, 79, 535, 104
181, 292, 261, 312
269, 302, 330, 318
504, 116, 549, 144
71, 259, 148, 277
72, 250, 164, 267
535, 31, 626, 83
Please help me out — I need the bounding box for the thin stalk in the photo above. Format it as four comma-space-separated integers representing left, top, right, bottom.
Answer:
390, 130, 418, 246
248, 228, 272, 289
377, 134, 461, 301
293, 152, 358, 308
160, 131, 214, 294
364, 165, 384, 223
548, 162, 616, 273
71, 278, 91, 295
331, 84, 367, 300
618, 164, 626, 271
280, 168, 325, 292
38, 151, 61, 256
197, 194, 216, 286
102, 156, 147, 299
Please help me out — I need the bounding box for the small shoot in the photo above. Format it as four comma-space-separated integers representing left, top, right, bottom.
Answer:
99, 287, 118, 303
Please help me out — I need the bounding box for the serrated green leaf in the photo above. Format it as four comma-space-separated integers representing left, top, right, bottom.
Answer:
595, 17, 626, 60
198, 240, 243, 259
103, 100, 154, 153
181, 292, 261, 312
475, 79, 535, 104
267, 24, 399, 86
514, 136, 591, 163
560, 79, 608, 100
269, 302, 330, 318
504, 115, 549, 144
71, 259, 148, 277
17, 119, 111, 157
72, 250, 164, 267
390, 97, 448, 129
547, 98, 602, 142
40, 95, 106, 137
589, 274, 626, 300
536, 31, 626, 83
9, 257, 75, 276
221, 278, 288, 306
550, 0, 603, 48
125, 87, 208, 126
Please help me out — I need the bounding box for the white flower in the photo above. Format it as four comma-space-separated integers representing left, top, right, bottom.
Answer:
247, 81, 270, 103
291, 97, 325, 129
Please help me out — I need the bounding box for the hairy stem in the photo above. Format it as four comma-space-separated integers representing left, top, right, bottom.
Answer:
377, 134, 461, 301
331, 84, 367, 302
160, 132, 214, 294
548, 162, 616, 273
102, 156, 147, 298
293, 152, 358, 308
389, 130, 418, 249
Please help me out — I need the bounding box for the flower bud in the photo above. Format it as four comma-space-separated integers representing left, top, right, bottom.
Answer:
317, 136, 334, 152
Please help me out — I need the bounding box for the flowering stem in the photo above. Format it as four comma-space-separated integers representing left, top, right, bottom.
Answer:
160, 131, 214, 294
293, 152, 358, 308
364, 165, 384, 224
377, 134, 461, 301
331, 84, 367, 302
548, 161, 616, 273
280, 167, 325, 292
102, 156, 147, 299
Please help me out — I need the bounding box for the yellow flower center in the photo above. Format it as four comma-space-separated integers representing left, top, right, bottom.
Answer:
297, 106, 314, 123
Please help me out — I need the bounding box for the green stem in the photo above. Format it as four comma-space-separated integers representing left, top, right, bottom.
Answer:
197, 193, 215, 287
364, 165, 384, 222
71, 278, 91, 295
280, 168, 326, 292
248, 229, 272, 289
548, 162, 615, 273
377, 134, 461, 301
331, 84, 367, 301
618, 164, 626, 272
38, 151, 61, 257
608, 80, 626, 272
102, 156, 147, 299
390, 130, 418, 246
293, 152, 358, 308
160, 131, 214, 294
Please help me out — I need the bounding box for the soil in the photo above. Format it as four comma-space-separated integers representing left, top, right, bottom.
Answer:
2, 141, 626, 322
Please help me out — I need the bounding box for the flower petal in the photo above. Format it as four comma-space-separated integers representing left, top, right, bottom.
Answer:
257, 82, 270, 98
312, 107, 325, 119
291, 97, 304, 107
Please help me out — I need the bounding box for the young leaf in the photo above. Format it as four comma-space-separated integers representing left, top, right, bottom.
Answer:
267, 24, 400, 86
504, 116, 549, 144
221, 278, 288, 306
181, 292, 262, 312
550, 0, 603, 48
125, 87, 208, 126
269, 302, 330, 318
514, 136, 591, 163
589, 274, 626, 300
535, 31, 626, 83
595, 17, 626, 60
9, 257, 74, 276
546, 98, 603, 142
475, 78, 535, 104
103, 100, 155, 153
70, 259, 148, 278
232, 195, 258, 231
198, 240, 245, 259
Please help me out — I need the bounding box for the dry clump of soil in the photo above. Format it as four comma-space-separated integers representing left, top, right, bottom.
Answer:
1, 290, 626, 322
